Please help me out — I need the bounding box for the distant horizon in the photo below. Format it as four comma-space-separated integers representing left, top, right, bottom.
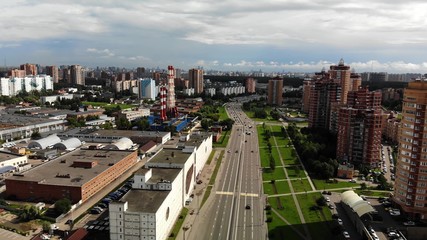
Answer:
2, 1, 427, 74
2, 62, 427, 75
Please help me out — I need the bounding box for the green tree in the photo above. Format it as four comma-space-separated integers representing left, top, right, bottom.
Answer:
31, 130, 41, 140
54, 198, 71, 214
360, 182, 368, 190
19, 205, 40, 221
116, 117, 131, 130
42, 221, 51, 232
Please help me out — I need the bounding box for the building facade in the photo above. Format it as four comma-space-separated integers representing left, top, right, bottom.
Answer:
329, 59, 351, 105
245, 77, 256, 94
336, 87, 382, 167
46, 66, 59, 83
267, 78, 283, 105
139, 78, 156, 100
188, 69, 204, 94
394, 79, 427, 220
308, 72, 341, 129
5, 149, 138, 203
0, 75, 53, 96
70, 65, 84, 85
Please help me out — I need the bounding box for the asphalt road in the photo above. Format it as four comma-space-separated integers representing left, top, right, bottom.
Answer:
191, 103, 266, 240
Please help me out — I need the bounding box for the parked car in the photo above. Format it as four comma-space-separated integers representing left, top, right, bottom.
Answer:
403, 221, 415, 226
337, 218, 343, 225
342, 231, 350, 239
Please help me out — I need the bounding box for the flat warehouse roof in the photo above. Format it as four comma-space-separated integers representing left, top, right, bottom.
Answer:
121, 190, 170, 213
148, 148, 191, 165
6, 149, 136, 187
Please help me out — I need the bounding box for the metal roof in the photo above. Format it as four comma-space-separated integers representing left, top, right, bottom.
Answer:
341, 190, 376, 217
53, 138, 82, 150
104, 137, 133, 150
28, 134, 61, 149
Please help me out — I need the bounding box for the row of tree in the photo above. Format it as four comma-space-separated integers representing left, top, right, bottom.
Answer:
286, 123, 339, 179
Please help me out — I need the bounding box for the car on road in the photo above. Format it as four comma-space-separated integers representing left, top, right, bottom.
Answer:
342, 231, 350, 239
245, 204, 251, 210
328, 204, 334, 209
196, 180, 203, 184
403, 221, 415, 226
325, 197, 330, 202
337, 218, 343, 225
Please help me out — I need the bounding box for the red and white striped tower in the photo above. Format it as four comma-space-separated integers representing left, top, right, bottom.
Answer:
160, 85, 167, 121
166, 65, 178, 117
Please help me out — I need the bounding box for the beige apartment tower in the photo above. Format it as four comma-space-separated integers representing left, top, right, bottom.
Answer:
267, 78, 283, 106
394, 79, 427, 220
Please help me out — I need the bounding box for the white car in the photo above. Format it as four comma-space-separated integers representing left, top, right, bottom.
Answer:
342, 231, 350, 239
403, 221, 415, 226
372, 233, 379, 240
325, 197, 330, 202
337, 218, 343, 225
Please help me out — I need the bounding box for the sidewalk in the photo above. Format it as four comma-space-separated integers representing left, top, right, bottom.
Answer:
175, 149, 222, 240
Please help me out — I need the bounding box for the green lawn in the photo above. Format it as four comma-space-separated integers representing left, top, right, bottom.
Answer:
279, 147, 299, 165
218, 106, 229, 120
213, 130, 230, 148
271, 147, 283, 166
275, 180, 291, 194
285, 166, 306, 179
257, 125, 269, 148
168, 207, 189, 239
206, 150, 216, 165
82, 101, 133, 110
264, 182, 276, 195
290, 179, 312, 193
296, 193, 333, 240
259, 147, 271, 168
208, 150, 224, 185
274, 195, 302, 225
267, 211, 303, 240
262, 168, 287, 181
312, 179, 359, 190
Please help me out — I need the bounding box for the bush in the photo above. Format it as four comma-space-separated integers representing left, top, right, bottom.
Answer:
54, 198, 71, 214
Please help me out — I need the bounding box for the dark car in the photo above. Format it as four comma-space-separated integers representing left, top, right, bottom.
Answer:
90, 208, 102, 214
245, 205, 251, 210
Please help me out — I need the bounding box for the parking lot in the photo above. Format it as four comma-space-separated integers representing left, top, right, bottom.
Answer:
324, 191, 410, 240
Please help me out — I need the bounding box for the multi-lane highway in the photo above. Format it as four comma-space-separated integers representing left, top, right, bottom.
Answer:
190, 103, 266, 240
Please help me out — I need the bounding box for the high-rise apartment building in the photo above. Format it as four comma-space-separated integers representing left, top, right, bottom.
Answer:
329, 59, 351, 104
70, 65, 84, 85
336, 87, 382, 167
302, 79, 313, 113
308, 71, 341, 129
188, 69, 204, 94
245, 77, 256, 94
45, 65, 59, 83
20, 63, 37, 76
394, 79, 427, 220
267, 78, 283, 105
139, 78, 156, 100
9, 69, 26, 78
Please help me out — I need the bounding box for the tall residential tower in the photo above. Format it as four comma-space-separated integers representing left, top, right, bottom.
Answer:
394, 79, 427, 220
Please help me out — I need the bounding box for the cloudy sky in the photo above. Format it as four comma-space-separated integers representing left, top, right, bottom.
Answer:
1, 0, 427, 73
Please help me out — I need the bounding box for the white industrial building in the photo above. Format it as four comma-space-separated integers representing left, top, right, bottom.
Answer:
40, 94, 78, 105
118, 109, 150, 122
109, 133, 212, 240
0, 151, 28, 178
0, 75, 53, 96
110, 168, 183, 240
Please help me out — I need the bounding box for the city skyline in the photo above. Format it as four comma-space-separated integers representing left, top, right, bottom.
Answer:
2, 1, 427, 73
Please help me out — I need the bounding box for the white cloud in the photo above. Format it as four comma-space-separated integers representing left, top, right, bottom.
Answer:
2, 1, 427, 72
87, 48, 115, 57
